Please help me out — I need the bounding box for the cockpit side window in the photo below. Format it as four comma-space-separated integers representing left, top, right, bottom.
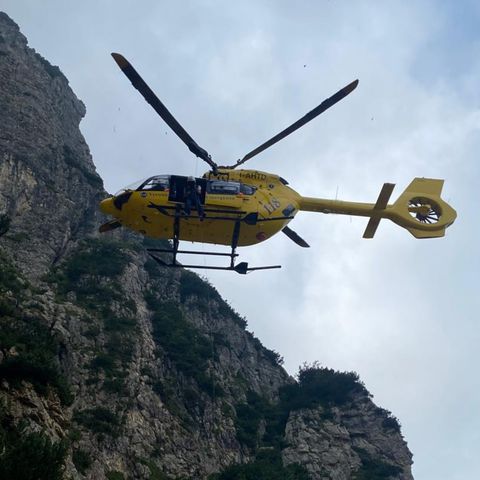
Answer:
206, 181, 256, 195
207, 181, 241, 195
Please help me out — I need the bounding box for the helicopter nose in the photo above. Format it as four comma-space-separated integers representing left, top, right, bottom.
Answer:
100, 197, 116, 216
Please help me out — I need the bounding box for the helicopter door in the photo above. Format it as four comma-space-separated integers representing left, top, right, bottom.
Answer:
168, 175, 206, 204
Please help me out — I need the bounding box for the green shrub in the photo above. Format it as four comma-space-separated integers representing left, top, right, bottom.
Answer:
0, 316, 73, 405
50, 239, 130, 312
67, 428, 81, 442
353, 448, 403, 479
0, 214, 10, 237
262, 345, 284, 366
141, 459, 176, 480
377, 407, 402, 433
279, 364, 369, 412
234, 364, 370, 454
59, 238, 129, 282
86, 322, 136, 382
90, 353, 116, 374
0, 251, 23, 294
104, 315, 137, 333
106, 471, 125, 480
209, 449, 310, 479
72, 448, 92, 474
382, 415, 401, 432
73, 407, 121, 437
179, 270, 215, 301
83, 325, 101, 339
234, 391, 272, 450
0, 420, 67, 480
104, 377, 127, 395
105, 333, 134, 366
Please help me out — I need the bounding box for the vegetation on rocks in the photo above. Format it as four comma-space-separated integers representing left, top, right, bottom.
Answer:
0, 249, 24, 297
353, 448, 403, 479
0, 406, 67, 480
49, 238, 138, 395
279, 363, 369, 411
234, 363, 370, 452
0, 251, 73, 405
105, 471, 126, 480
50, 237, 131, 309
145, 293, 219, 397
226, 363, 374, 478
209, 449, 310, 480
72, 448, 92, 475
178, 270, 284, 367
0, 214, 10, 237
73, 407, 121, 437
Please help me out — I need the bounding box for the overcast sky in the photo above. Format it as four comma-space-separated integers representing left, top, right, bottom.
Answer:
2, 1, 479, 478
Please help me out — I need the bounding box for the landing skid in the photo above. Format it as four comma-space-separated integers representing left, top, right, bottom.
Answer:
148, 252, 281, 274
147, 207, 281, 274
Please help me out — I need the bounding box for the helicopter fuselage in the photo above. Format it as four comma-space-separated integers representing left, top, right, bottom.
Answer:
100, 169, 302, 247
100, 167, 457, 247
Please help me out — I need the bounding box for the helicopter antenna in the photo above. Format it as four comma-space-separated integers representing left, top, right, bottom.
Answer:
225, 79, 359, 169
111, 53, 218, 173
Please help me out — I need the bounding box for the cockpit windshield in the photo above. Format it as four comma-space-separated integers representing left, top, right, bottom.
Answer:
114, 178, 150, 196
114, 175, 171, 196
137, 175, 170, 191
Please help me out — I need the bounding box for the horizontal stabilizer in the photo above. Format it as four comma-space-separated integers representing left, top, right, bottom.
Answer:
363, 183, 395, 239
363, 218, 381, 239
282, 226, 310, 247
99, 220, 121, 233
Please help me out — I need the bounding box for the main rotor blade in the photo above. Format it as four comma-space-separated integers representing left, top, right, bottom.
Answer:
282, 226, 310, 248
232, 79, 359, 168
111, 53, 217, 172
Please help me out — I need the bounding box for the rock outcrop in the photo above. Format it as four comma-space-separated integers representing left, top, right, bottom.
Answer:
283, 400, 412, 480
0, 12, 413, 480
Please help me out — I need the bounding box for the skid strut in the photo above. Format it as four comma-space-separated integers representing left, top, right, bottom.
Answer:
147, 210, 281, 274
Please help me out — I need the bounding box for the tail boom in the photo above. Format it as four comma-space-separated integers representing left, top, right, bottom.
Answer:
299, 178, 456, 239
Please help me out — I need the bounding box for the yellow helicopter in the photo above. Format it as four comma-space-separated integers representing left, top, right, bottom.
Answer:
99, 53, 457, 274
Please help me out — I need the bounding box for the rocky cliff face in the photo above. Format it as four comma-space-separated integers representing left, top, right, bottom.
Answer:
0, 12, 413, 480
0, 11, 104, 280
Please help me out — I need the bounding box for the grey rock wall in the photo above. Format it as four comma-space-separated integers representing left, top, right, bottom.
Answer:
0, 11, 104, 280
